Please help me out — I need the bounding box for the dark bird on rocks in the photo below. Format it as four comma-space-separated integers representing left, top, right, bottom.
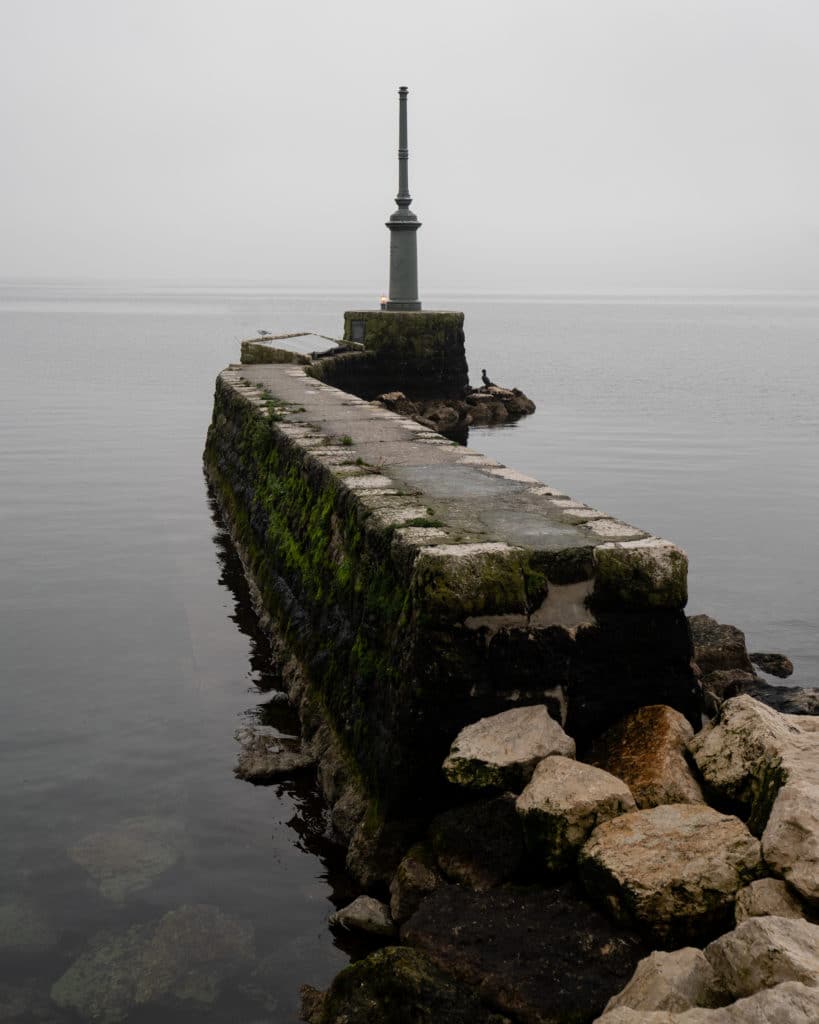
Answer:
481, 368, 495, 388
257, 329, 272, 336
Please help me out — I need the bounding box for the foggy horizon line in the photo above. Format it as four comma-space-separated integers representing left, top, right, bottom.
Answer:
2, 274, 819, 302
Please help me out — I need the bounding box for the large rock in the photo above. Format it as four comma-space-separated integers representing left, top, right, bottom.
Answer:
603, 947, 726, 1014
700, 670, 756, 702
579, 804, 761, 943
689, 615, 754, 675
516, 756, 636, 871
688, 695, 816, 830
429, 795, 525, 890
305, 946, 510, 1024
586, 705, 705, 808
697, 668, 819, 718
761, 781, 819, 905
329, 785, 368, 842
346, 815, 420, 891
689, 696, 819, 904
443, 705, 575, 792
402, 882, 647, 1024
734, 878, 806, 923
749, 652, 794, 678
704, 915, 819, 999
51, 904, 254, 1023
745, 680, 819, 716
700, 670, 756, 718
379, 385, 539, 438
233, 726, 315, 783
389, 843, 442, 924
329, 896, 395, 937
597, 981, 819, 1023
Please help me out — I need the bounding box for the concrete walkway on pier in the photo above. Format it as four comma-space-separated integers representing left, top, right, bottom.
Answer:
224, 362, 666, 560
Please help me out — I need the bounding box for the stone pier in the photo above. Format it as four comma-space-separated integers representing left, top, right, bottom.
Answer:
205, 362, 699, 814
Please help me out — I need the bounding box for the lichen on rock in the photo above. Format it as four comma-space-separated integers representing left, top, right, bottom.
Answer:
593, 539, 688, 610
585, 705, 705, 809
704, 915, 819, 999
443, 705, 575, 792
602, 947, 727, 1015
516, 755, 636, 872
688, 695, 817, 833
734, 878, 807, 924
307, 945, 508, 1024
579, 804, 761, 944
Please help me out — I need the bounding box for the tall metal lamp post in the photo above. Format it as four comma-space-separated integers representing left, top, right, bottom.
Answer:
381, 86, 422, 311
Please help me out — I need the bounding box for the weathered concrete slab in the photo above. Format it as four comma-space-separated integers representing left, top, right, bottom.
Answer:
205, 364, 699, 812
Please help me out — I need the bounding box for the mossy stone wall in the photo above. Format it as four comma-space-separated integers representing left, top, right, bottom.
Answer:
307, 311, 468, 400
204, 379, 541, 814
240, 341, 311, 365
204, 371, 700, 814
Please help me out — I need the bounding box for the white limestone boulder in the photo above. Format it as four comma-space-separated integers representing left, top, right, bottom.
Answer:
329, 896, 395, 937
443, 705, 575, 792
687, 696, 817, 830
596, 982, 819, 1023
579, 804, 761, 943
602, 947, 726, 1015
689, 696, 819, 905
704, 915, 819, 999
761, 780, 819, 905
734, 878, 806, 924
516, 756, 636, 871
586, 705, 705, 808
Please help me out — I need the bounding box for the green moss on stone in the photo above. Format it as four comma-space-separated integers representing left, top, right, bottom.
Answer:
204, 377, 419, 808
412, 547, 529, 624
592, 543, 688, 611
748, 757, 788, 835
318, 946, 504, 1024
442, 757, 507, 791
343, 310, 464, 350
240, 340, 311, 365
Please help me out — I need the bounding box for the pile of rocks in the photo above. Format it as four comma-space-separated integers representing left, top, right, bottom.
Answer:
690, 612, 816, 715
375, 385, 536, 437
300, 616, 819, 1024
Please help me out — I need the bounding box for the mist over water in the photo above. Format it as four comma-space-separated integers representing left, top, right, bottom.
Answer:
0, 281, 816, 1021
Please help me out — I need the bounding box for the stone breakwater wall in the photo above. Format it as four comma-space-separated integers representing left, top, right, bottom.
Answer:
204, 361, 700, 816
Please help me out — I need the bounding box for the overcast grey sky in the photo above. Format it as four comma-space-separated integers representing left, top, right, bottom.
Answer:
2, 1, 817, 292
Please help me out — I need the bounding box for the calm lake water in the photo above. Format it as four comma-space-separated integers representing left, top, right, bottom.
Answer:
0, 281, 816, 1021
